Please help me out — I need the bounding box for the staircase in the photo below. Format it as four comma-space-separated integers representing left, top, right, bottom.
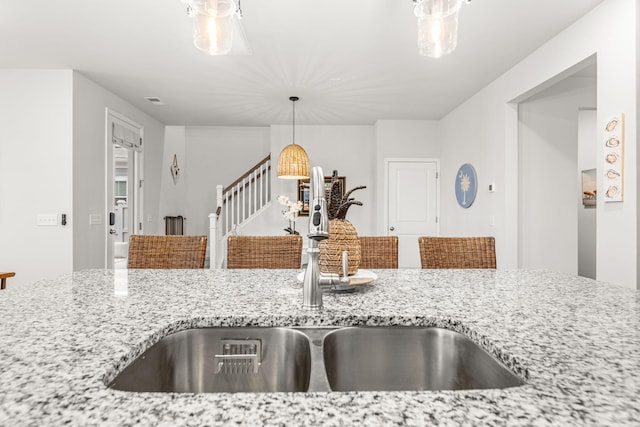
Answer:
209, 155, 272, 268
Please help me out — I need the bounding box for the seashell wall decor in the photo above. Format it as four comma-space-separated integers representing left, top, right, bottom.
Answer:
602, 114, 624, 202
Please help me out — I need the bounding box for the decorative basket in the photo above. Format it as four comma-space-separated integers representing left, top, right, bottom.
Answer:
319, 219, 361, 275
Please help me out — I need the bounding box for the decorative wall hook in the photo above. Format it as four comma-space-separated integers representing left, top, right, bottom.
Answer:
171, 154, 180, 184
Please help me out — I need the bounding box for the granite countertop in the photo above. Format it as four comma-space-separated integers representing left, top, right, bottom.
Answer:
1, 268, 639, 426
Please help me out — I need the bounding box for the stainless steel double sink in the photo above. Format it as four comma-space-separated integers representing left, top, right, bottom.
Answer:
107, 326, 524, 393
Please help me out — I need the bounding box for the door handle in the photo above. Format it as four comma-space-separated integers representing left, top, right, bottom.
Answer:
109, 229, 117, 235
389, 226, 395, 231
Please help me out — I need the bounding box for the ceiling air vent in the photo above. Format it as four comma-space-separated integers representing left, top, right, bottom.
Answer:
144, 97, 165, 105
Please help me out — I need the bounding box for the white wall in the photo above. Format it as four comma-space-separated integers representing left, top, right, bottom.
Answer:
72, 72, 166, 271
374, 120, 440, 234
637, 0, 640, 287
593, 1, 637, 289
578, 109, 598, 279
0, 70, 164, 286
183, 126, 270, 238
0, 70, 73, 287
438, 85, 510, 264
439, 0, 637, 288
158, 126, 187, 231
518, 77, 596, 275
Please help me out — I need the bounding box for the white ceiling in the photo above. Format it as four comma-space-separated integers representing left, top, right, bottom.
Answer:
0, 0, 604, 126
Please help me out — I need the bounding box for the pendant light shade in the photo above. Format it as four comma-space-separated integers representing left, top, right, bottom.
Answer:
414, 0, 464, 58
277, 143, 310, 179
180, 0, 251, 56
191, 0, 235, 55
277, 97, 310, 179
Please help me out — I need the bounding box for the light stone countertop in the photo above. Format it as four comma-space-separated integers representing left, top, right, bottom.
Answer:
0, 268, 639, 426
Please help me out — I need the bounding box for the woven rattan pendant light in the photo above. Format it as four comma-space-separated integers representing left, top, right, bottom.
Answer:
277, 96, 310, 179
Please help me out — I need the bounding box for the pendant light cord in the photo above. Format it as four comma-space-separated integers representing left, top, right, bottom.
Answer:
290, 96, 299, 146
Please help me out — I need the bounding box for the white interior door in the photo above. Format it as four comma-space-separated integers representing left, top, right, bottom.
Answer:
106, 111, 143, 268
386, 159, 439, 268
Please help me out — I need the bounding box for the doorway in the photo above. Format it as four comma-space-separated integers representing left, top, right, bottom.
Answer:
385, 158, 439, 268
106, 110, 143, 268
517, 63, 596, 276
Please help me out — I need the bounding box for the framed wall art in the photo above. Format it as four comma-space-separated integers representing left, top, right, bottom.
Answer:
581, 168, 597, 207
455, 163, 477, 208
297, 176, 345, 216
602, 114, 624, 202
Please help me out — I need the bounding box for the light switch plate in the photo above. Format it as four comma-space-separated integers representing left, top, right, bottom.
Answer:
37, 214, 57, 226
89, 214, 103, 225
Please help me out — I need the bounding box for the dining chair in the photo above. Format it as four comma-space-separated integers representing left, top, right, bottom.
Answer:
358, 236, 398, 269
418, 236, 496, 269
127, 235, 208, 269
227, 235, 303, 269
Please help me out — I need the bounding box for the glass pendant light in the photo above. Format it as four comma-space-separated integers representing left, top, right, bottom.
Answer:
414, 0, 464, 58
191, 0, 235, 55
180, 0, 251, 55
277, 97, 311, 180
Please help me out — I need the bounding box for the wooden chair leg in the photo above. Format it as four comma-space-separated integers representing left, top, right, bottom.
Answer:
1, 272, 16, 290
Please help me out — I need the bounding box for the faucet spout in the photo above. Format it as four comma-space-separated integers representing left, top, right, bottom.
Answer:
302, 166, 349, 311
302, 239, 323, 311
303, 166, 328, 311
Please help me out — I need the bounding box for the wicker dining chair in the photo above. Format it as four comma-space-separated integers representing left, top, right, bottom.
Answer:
418, 236, 496, 269
358, 236, 399, 269
127, 235, 208, 269
227, 235, 303, 269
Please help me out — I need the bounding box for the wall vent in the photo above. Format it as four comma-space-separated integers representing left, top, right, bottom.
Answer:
144, 97, 165, 105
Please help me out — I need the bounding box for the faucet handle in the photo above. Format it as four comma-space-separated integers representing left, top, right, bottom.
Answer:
318, 252, 350, 290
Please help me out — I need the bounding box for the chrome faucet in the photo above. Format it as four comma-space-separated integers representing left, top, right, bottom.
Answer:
302, 166, 349, 311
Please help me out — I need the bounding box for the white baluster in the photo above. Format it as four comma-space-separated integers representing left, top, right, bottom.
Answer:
208, 213, 217, 269
241, 178, 246, 223
226, 191, 232, 235
252, 170, 257, 215
258, 166, 264, 209
266, 159, 271, 202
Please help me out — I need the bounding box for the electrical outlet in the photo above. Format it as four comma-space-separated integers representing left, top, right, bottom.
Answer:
37, 214, 58, 226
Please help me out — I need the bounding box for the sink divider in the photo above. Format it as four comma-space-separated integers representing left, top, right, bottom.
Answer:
297, 328, 334, 393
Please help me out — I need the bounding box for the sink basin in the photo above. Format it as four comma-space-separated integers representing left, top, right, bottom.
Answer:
322, 327, 524, 392
108, 327, 311, 393
108, 326, 524, 394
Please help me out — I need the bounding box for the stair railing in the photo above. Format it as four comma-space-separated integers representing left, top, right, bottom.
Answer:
209, 155, 271, 268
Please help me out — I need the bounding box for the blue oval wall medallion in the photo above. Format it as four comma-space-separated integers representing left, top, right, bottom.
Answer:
455, 163, 477, 208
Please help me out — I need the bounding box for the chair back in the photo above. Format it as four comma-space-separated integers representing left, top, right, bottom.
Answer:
358, 236, 398, 269
127, 235, 207, 269
227, 235, 303, 269
418, 236, 496, 269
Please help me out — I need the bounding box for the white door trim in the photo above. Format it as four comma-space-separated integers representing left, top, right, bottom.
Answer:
105, 108, 144, 268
